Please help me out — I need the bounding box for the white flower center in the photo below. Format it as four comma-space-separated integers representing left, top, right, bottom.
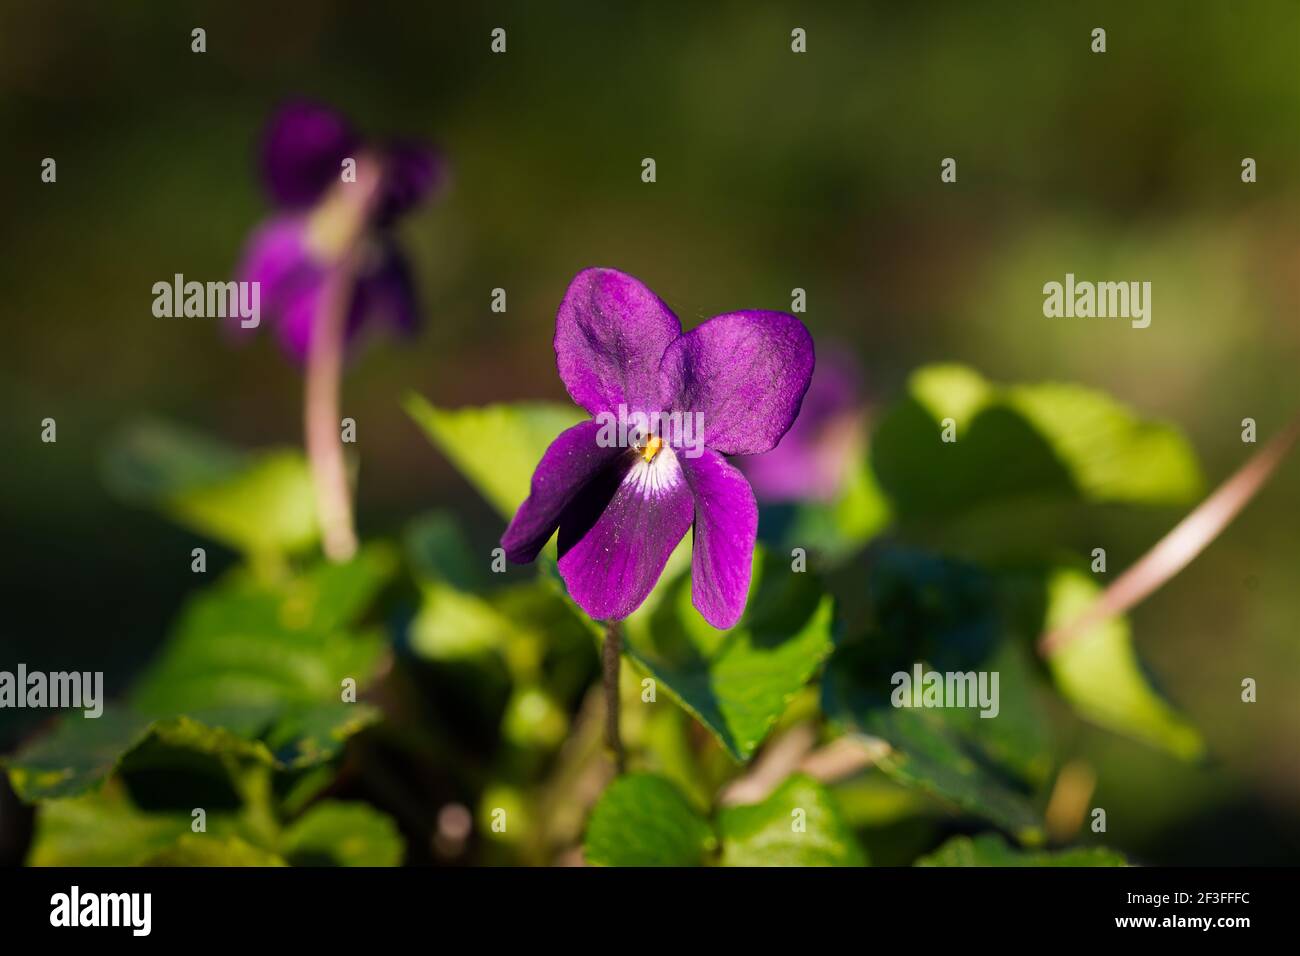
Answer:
622, 441, 681, 498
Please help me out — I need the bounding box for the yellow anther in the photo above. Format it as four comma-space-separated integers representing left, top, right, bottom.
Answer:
641, 435, 664, 462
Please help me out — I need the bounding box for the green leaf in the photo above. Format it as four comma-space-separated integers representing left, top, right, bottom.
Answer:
916, 833, 1127, 867
4, 709, 154, 801
261, 701, 383, 770
104, 421, 318, 555
1042, 567, 1203, 759
4, 705, 380, 802
584, 773, 716, 866
131, 546, 394, 715
26, 785, 194, 866
6, 551, 392, 802
871, 364, 1202, 520
25, 783, 286, 867
409, 580, 525, 661
4, 709, 267, 802
406, 515, 593, 686
851, 709, 1042, 840
717, 773, 866, 866
821, 550, 1051, 838
280, 801, 404, 867
621, 547, 837, 762
144, 834, 288, 867
404, 511, 483, 591
1004, 382, 1202, 505
405, 397, 585, 519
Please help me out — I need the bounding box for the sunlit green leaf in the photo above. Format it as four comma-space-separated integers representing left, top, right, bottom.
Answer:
717, 773, 866, 866
131, 546, 394, 715
404, 397, 585, 519
144, 834, 288, 867
1042, 567, 1203, 759
872, 364, 1202, 520
409, 580, 524, 661
26, 783, 268, 866
620, 547, 836, 762
280, 801, 403, 867
104, 421, 318, 555
916, 833, 1126, 867
584, 773, 715, 866
27, 785, 192, 865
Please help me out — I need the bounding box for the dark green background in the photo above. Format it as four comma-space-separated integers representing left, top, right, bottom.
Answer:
2, 1, 1298, 863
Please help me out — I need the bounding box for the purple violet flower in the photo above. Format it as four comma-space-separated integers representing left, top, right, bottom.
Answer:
738, 351, 865, 503
235, 100, 445, 361
502, 268, 815, 629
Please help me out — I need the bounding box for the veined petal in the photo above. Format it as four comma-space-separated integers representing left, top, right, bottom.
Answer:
555, 268, 683, 417
557, 445, 694, 622
502, 420, 625, 563
681, 450, 758, 629
262, 101, 360, 208
659, 310, 814, 456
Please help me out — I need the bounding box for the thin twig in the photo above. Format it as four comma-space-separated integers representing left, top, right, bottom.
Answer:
720, 730, 890, 806
602, 622, 625, 774
1039, 411, 1300, 656
719, 724, 817, 806
799, 735, 890, 784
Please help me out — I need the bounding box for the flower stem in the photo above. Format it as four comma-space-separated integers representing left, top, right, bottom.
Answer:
305, 264, 358, 563
303, 158, 384, 563
602, 622, 625, 774
1039, 409, 1300, 656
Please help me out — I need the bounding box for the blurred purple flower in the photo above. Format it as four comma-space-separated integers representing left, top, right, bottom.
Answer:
235, 101, 446, 360
502, 268, 815, 628
739, 350, 864, 503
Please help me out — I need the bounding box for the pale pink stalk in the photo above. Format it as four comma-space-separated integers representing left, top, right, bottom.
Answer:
304, 158, 384, 562
1039, 411, 1300, 656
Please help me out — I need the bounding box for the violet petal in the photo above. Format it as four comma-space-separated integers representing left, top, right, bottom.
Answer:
659, 310, 815, 456
557, 447, 694, 621
234, 215, 321, 355
739, 351, 862, 502
375, 142, 446, 225
555, 268, 683, 417
502, 420, 626, 563
351, 243, 419, 340
261, 101, 361, 209
681, 449, 758, 629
